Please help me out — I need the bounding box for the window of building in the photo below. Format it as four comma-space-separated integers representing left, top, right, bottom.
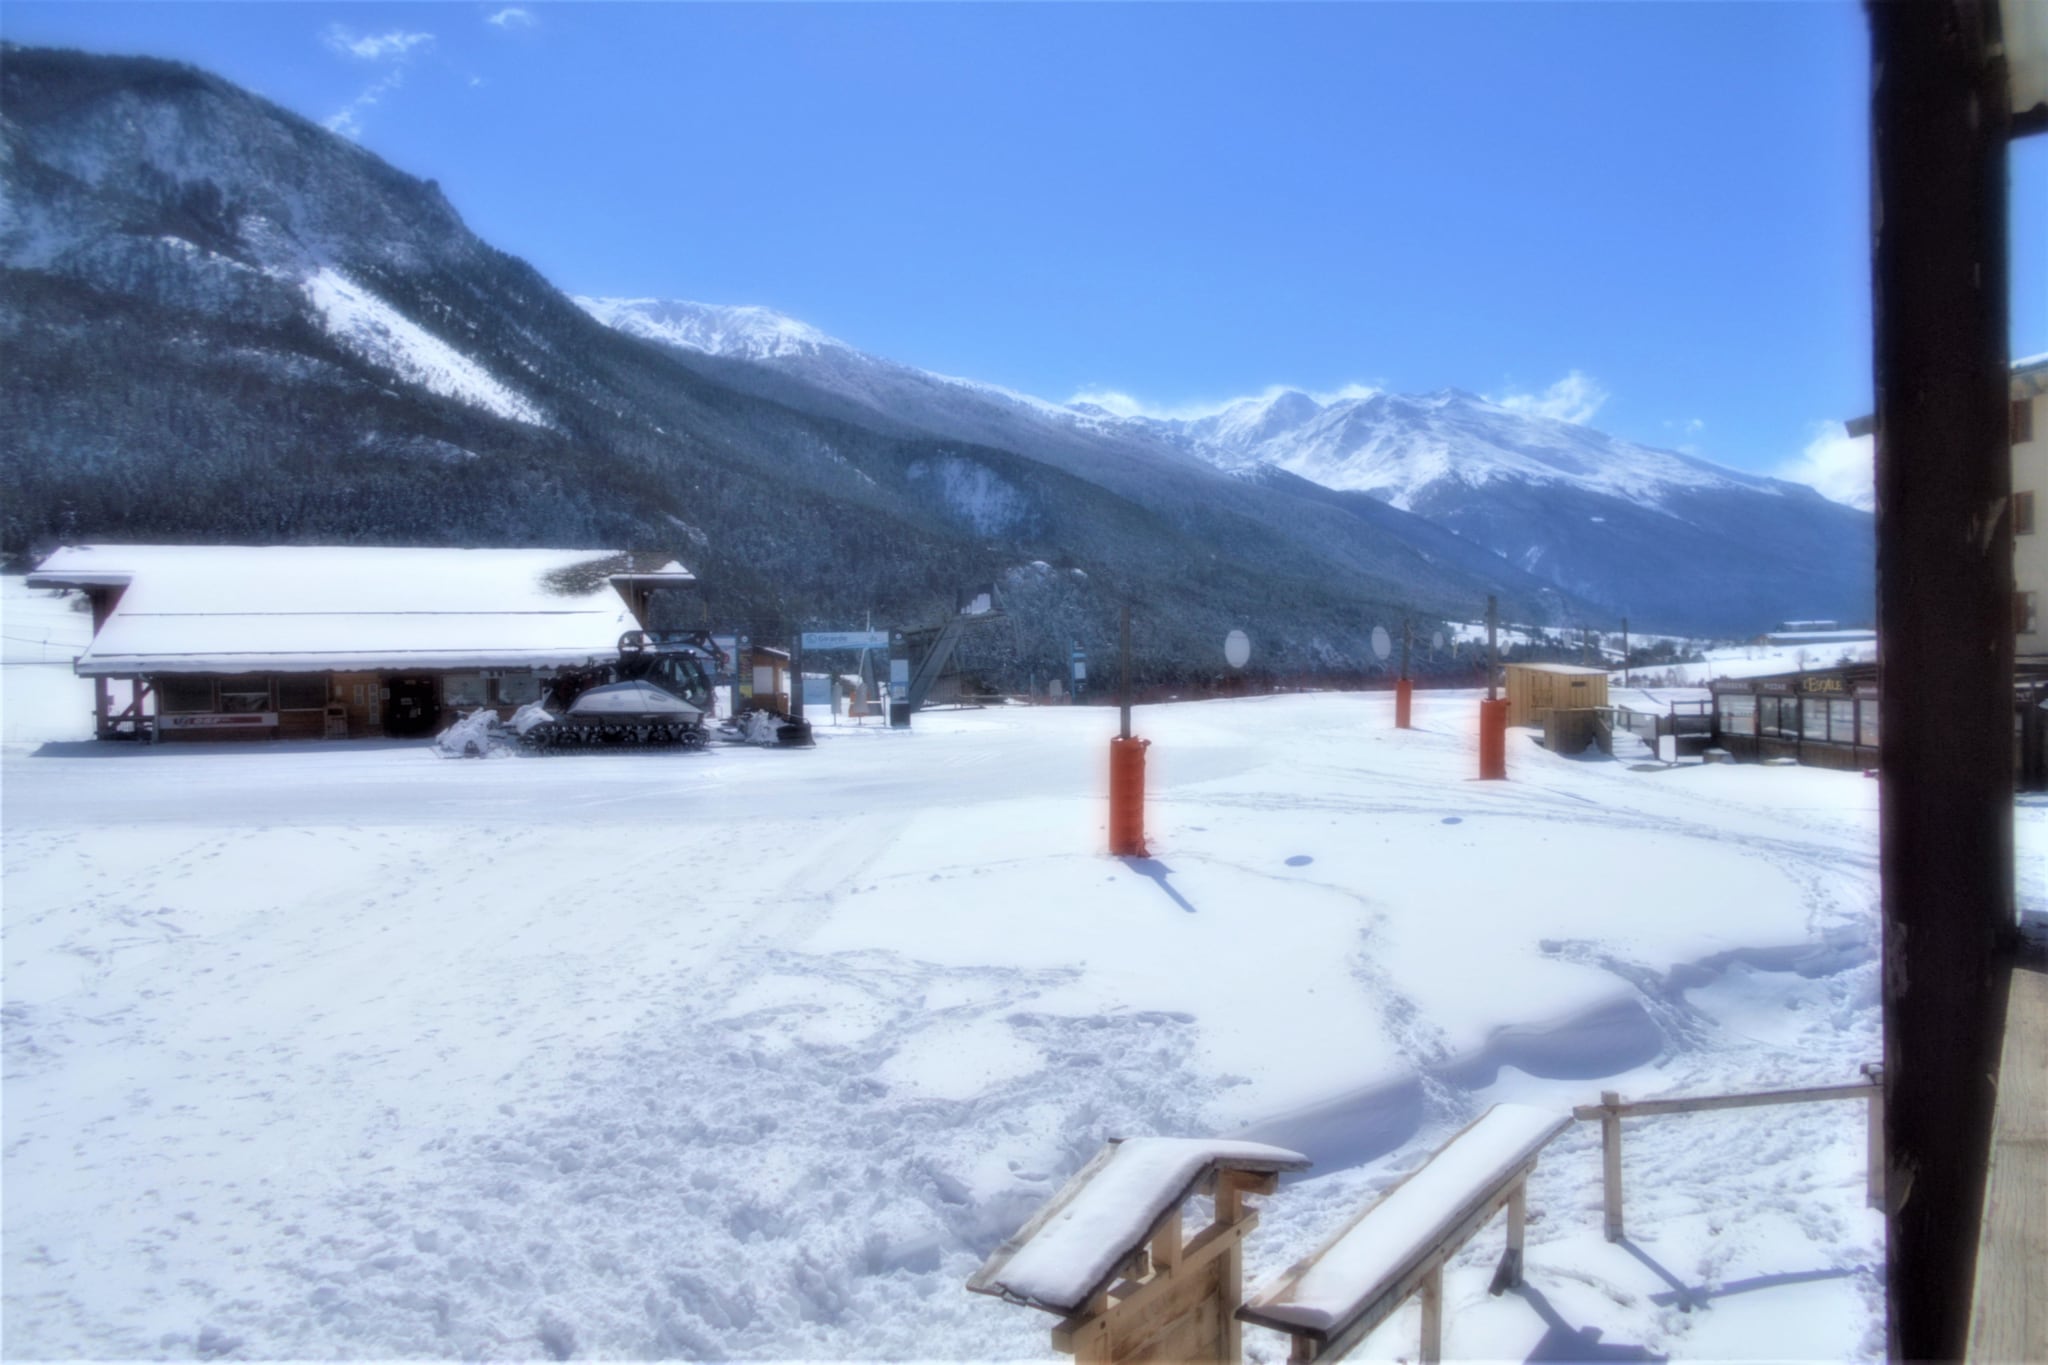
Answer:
2018, 590, 2039, 636
277, 675, 327, 710
1717, 693, 1755, 734
496, 671, 541, 705
1859, 700, 1880, 748
216, 677, 272, 713
2017, 490, 2036, 535
1802, 696, 1830, 740
443, 672, 491, 707
1760, 695, 1799, 738
158, 677, 214, 713
1829, 697, 1857, 744
2017, 397, 2036, 445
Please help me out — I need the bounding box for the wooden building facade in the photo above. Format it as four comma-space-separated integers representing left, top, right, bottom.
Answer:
1501, 663, 1609, 728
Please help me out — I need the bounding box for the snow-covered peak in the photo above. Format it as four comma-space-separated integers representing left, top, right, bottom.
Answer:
1111, 383, 1786, 510
576, 297, 843, 362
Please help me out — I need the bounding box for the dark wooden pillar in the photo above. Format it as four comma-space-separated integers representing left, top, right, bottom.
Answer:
1867, 3, 2014, 1358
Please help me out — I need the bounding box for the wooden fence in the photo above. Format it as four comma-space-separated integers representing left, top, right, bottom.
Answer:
1573, 1067, 1884, 1242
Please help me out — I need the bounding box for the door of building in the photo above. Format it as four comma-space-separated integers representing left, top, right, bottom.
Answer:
384, 676, 439, 736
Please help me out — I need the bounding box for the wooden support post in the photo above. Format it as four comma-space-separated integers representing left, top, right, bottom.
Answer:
1621, 617, 1630, 689
93, 676, 110, 740
1150, 1207, 1182, 1273
1418, 1260, 1443, 1365
1868, 3, 2014, 1357
1600, 1090, 1624, 1242
1490, 1181, 1528, 1295
1215, 1169, 1263, 1364
1864, 1064, 1887, 1211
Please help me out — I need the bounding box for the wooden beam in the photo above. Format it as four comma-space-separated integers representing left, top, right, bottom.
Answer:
1570, 1080, 1877, 1121
1600, 1091, 1624, 1243
1967, 961, 2047, 1361
1244, 1157, 1544, 1360
1418, 1261, 1443, 1365
1867, 1, 2015, 1356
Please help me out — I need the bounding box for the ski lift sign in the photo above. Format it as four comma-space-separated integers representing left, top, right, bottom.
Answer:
802, 630, 890, 651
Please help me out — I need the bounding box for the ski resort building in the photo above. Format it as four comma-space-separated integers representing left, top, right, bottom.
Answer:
1500, 662, 1609, 728
1709, 663, 1881, 772
26, 545, 694, 741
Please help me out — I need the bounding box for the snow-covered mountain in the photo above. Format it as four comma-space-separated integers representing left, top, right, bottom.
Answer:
1119, 386, 1785, 508
583, 299, 1874, 633
3, 45, 1605, 681
576, 297, 840, 363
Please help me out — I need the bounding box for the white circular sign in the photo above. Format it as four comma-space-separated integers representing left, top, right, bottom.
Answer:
1371, 626, 1392, 662
1224, 630, 1251, 669
1432, 631, 1445, 652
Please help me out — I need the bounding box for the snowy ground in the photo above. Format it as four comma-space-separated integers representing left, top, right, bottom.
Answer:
2, 603, 2037, 1361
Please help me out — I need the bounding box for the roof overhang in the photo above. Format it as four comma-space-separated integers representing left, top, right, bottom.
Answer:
2006, 0, 2048, 135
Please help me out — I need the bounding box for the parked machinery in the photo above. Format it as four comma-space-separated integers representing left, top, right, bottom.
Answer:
518, 630, 724, 752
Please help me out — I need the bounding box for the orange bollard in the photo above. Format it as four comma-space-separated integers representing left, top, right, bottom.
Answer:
1395, 679, 1414, 729
1109, 735, 1150, 856
1478, 698, 1508, 779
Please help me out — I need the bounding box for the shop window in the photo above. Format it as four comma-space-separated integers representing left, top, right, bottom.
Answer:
496, 672, 541, 705
1716, 694, 1755, 734
2017, 490, 2036, 535
216, 677, 272, 714
1802, 697, 1830, 740
443, 672, 491, 707
1859, 700, 1880, 748
1760, 696, 1798, 738
277, 675, 327, 710
1829, 697, 1857, 744
159, 677, 213, 713
2017, 397, 2036, 445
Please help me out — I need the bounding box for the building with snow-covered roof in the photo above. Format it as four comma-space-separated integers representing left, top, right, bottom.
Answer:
26, 545, 694, 741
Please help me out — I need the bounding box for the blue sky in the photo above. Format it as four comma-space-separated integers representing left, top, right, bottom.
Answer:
5, 2, 2044, 498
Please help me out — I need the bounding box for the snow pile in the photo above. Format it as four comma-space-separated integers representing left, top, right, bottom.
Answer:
433, 708, 512, 758
737, 709, 780, 746
508, 700, 556, 737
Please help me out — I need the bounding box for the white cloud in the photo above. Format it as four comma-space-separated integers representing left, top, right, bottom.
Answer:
323, 25, 435, 61
323, 68, 407, 139
1776, 420, 1875, 511
1064, 381, 1381, 422
320, 25, 432, 138
487, 7, 537, 27
1489, 370, 1610, 426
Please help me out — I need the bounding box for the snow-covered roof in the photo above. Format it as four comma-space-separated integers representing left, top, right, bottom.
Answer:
27, 545, 678, 675
968, 1136, 1309, 1316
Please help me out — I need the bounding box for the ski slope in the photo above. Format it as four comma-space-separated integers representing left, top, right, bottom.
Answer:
1, 644, 2011, 1361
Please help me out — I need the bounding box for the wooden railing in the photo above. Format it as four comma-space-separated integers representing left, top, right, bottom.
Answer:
1573, 1066, 1884, 1242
